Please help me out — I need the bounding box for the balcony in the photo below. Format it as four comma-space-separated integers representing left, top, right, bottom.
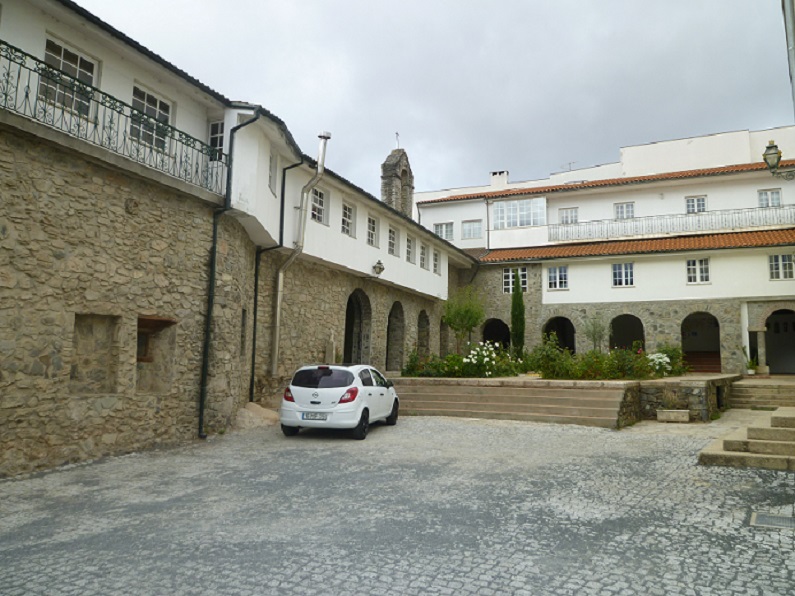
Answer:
548, 205, 795, 243
0, 39, 227, 194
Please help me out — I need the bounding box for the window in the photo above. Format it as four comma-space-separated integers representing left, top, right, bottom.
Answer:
420, 245, 428, 269
388, 226, 399, 256
311, 188, 326, 224
614, 202, 635, 220
759, 189, 782, 208
434, 222, 454, 241
559, 208, 578, 225
341, 203, 355, 236
406, 236, 415, 263
685, 196, 706, 214
686, 258, 710, 283
462, 219, 483, 239
367, 216, 379, 247
548, 266, 568, 290
208, 121, 224, 161
433, 250, 440, 274
502, 267, 528, 293
269, 151, 278, 193
769, 254, 794, 279
39, 39, 96, 117
131, 86, 171, 150
612, 263, 634, 287
493, 198, 546, 229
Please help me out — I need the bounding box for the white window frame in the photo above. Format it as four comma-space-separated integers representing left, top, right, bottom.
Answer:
433, 250, 440, 275
502, 267, 528, 293
493, 198, 546, 229
614, 202, 635, 220
268, 151, 278, 193
40, 38, 97, 118
434, 222, 454, 241
311, 188, 327, 224
420, 245, 428, 269
612, 263, 634, 287
769, 254, 794, 280
130, 85, 171, 151
685, 196, 706, 214
548, 265, 569, 290
406, 236, 415, 263
461, 219, 483, 240
388, 226, 399, 256
759, 189, 782, 208
686, 258, 710, 283
559, 208, 578, 225
341, 203, 355, 237
209, 121, 224, 162
367, 215, 379, 247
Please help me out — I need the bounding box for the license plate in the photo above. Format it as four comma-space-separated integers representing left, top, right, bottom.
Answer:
302, 412, 327, 421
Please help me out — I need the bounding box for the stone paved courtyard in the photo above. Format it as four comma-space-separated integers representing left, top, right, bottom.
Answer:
1, 412, 794, 595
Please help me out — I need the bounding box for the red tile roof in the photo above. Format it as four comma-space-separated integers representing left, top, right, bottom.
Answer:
479, 228, 795, 263
420, 160, 795, 204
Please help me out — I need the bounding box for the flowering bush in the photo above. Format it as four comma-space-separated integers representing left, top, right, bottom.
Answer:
402, 342, 521, 378
647, 352, 672, 376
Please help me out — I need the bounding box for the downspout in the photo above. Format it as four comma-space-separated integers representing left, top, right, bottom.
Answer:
270, 132, 331, 377
247, 158, 304, 403
198, 111, 260, 438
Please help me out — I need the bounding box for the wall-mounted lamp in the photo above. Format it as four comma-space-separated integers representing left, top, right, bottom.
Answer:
372, 260, 385, 276
763, 140, 795, 180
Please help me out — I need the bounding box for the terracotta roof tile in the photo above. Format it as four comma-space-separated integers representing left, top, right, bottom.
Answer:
479, 228, 795, 263
421, 160, 795, 204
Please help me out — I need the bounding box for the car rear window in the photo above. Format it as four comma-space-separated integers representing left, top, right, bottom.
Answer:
292, 368, 355, 389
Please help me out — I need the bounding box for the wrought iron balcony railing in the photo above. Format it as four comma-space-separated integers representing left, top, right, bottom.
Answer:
0, 39, 227, 194
547, 205, 795, 242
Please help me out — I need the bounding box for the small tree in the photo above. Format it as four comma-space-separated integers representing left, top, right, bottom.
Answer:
443, 285, 485, 353
510, 269, 525, 357
583, 315, 609, 352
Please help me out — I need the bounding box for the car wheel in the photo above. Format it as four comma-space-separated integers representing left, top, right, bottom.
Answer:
352, 410, 369, 440
385, 400, 399, 426
281, 424, 299, 437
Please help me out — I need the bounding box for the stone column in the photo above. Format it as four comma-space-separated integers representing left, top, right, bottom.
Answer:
748, 326, 769, 374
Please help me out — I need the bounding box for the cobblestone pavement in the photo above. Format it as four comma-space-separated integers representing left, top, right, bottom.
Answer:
2, 413, 794, 595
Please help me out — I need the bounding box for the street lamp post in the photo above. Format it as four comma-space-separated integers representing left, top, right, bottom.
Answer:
763, 140, 795, 180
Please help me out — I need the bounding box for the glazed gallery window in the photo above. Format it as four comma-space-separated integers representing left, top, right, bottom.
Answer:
686, 258, 710, 283
614, 202, 635, 220
548, 266, 568, 290
406, 236, 415, 263
268, 151, 278, 192
559, 207, 578, 225
39, 38, 96, 117
462, 219, 483, 239
434, 222, 454, 241
130, 86, 171, 150
420, 245, 428, 269
433, 250, 440, 274
367, 216, 379, 247
612, 263, 634, 287
769, 254, 794, 280
685, 196, 706, 214
311, 188, 327, 224
209, 121, 224, 162
502, 267, 528, 293
759, 189, 782, 208
388, 226, 399, 256
341, 203, 355, 236
493, 198, 546, 229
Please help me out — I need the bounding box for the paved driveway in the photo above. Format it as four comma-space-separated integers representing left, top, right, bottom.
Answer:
1, 413, 794, 595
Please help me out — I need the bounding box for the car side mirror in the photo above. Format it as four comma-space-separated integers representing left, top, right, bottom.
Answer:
385, 380, 393, 388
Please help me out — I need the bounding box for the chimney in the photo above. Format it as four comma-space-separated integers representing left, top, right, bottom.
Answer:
490, 170, 509, 187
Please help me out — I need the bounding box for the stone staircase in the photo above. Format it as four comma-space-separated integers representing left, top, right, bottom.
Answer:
393, 378, 626, 429
699, 408, 795, 471
730, 379, 795, 409
683, 351, 722, 373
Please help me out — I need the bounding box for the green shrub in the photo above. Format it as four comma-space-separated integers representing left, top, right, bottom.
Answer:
656, 343, 689, 376
572, 350, 609, 380
529, 333, 575, 379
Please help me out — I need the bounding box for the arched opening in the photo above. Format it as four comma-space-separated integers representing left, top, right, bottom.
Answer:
609, 314, 645, 350
681, 312, 721, 372
765, 309, 795, 374
386, 302, 405, 371
343, 289, 372, 364
543, 317, 576, 353
417, 310, 430, 358
483, 318, 510, 349
439, 321, 450, 358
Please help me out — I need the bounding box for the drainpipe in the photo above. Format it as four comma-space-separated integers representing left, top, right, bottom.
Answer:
270, 132, 331, 377
248, 158, 304, 402
198, 111, 261, 439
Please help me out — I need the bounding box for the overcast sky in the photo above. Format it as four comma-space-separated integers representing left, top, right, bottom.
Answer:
75, 0, 794, 197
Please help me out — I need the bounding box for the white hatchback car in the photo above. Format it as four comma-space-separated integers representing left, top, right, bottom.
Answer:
280, 364, 399, 440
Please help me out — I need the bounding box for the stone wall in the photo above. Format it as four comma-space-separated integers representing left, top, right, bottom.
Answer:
0, 123, 255, 476
638, 376, 737, 421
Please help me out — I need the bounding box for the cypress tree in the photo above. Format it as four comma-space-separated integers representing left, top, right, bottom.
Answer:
510, 268, 525, 357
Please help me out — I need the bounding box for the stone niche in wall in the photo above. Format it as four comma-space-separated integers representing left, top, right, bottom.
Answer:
136, 316, 177, 394
70, 314, 121, 394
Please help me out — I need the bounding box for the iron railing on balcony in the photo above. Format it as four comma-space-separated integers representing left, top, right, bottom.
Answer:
0, 39, 227, 194
548, 205, 795, 242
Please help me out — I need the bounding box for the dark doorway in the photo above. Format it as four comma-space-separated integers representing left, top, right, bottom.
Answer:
609, 314, 644, 350
386, 302, 405, 371
483, 318, 510, 349
765, 309, 795, 374
417, 310, 430, 358
681, 312, 721, 372
543, 317, 576, 353
343, 289, 372, 364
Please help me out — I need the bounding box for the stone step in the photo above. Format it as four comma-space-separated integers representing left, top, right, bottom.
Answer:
723, 437, 795, 457
397, 391, 621, 408
400, 398, 617, 418
403, 408, 617, 429
747, 426, 795, 441
698, 439, 795, 471
394, 383, 623, 399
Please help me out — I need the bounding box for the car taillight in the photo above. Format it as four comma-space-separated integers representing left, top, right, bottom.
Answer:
339, 387, 358, 404
283, 388, 294, 402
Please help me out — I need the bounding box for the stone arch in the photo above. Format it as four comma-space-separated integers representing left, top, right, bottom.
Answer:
609, 314, 645, 350
386, 301, 405, 371
681, 312, 721, 372
543, 317, 576, 353
439, 321, 450, 357
765, 309, 795, 374
483, 318, 510, 349
417, 310, 430, 358
344, 289, 372, 364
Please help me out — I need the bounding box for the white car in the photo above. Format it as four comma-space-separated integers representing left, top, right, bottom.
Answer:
280, 364, 399, 440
